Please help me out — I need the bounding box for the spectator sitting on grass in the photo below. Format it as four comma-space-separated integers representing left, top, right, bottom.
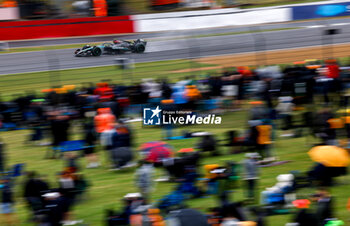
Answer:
196, 133, 219, 155
58, 169, 82, 225
23, 171, 49, 222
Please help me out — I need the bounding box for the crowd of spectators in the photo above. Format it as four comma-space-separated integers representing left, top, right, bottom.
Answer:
0, 59, 349, 225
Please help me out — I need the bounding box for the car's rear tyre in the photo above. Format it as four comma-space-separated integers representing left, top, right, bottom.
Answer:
92, 47, 102, 56
134, 44, 145, 53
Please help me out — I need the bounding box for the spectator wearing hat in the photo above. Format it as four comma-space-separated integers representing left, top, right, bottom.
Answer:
41, 192, 66, 226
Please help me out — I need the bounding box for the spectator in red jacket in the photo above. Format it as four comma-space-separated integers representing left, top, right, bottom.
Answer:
94, 83, 114, 102
326, 59, 340, 79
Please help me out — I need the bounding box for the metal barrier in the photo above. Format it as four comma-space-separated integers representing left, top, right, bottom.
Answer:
0, 42, 9, 51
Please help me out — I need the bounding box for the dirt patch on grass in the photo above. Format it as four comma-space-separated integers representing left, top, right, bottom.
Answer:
195, 43, 350, 67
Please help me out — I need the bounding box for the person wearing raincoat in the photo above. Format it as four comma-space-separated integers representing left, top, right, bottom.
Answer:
171, 86, 188, 110
109, 124, 133, 169
94, 108, 116, 135
184, 85, 201, 110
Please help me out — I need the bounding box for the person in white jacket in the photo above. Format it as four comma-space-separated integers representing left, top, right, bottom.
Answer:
276, 96, 294, 137
135, 161, 154, 204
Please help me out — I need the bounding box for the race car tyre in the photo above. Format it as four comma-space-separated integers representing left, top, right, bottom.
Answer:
74, 49, 80, 54
92, 47, 102, 56
134, 44, 145, 53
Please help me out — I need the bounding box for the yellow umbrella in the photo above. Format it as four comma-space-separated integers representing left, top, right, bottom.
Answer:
308, 145, 350, 167
336, 109, 350, 114
63, 84, 76, 91
240, 222, 257, 226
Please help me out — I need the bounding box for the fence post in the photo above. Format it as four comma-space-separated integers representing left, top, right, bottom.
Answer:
250, 27, 267, 66
322, 28, 340, 60
114, 58, 134, 84
187, 31, 201, 75
45, 50, 61, 89
318, 20, 340, 60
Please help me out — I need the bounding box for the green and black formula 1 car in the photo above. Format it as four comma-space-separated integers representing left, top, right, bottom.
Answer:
74, 39, 147, 57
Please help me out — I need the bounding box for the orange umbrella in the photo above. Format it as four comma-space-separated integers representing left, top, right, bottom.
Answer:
249, 101, 263, 105
308, 145, 350, 167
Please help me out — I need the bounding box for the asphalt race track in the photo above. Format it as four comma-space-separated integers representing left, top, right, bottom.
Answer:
3, 17, 350, 75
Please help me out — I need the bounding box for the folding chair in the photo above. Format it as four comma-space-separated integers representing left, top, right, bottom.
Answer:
1, 163, 25, 178
58, 140, 88, 153
12, 163, 25, 177
47, 140, 94, 159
